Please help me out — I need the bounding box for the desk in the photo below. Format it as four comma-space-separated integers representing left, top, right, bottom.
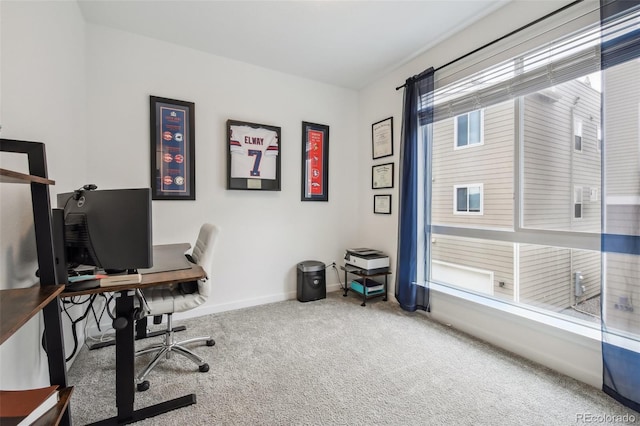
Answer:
84, 244, 195, 350
64, 248, 206, 425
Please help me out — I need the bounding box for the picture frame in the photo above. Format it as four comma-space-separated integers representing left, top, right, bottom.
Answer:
150, 96, 196, 200
301, 121, 329, 201
372, 117, 393, 160
372, 162, 394, 189
374, 194, 392, 214
227, 119, 281, 191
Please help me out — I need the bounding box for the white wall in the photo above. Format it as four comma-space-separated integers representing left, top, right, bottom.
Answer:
0, 0, 87, 389
358, 0, 603, 387
1, 0, 360, 389
1, 0, 606, 393
81, 24, 360, 314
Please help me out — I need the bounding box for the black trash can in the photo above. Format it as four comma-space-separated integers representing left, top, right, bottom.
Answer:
297, 260, 326, 302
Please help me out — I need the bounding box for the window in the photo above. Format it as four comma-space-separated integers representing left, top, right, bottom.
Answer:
596, 125, 602, 152
574, 186, 583, 219
455, 110, 483, 148
427, 8, 610, 326
454, 184, 482, 214
574, 118, 583, 152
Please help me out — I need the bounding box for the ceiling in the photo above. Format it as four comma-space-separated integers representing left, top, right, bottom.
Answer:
77, 0, 510, 90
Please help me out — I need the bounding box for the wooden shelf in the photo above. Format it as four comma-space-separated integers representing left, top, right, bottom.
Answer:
0, 285, 65, 345
31, 386, 74, 426
1, 139, 70, 425
0, 168, 55, 185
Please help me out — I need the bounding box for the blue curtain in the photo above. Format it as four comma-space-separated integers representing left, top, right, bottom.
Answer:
395, 68, 434, 312
600, 0, 640, 412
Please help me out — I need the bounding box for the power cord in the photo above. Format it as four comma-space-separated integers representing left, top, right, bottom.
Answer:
45, 292, 117, 362
324, 261, 346, 291
48, 294, 97, 362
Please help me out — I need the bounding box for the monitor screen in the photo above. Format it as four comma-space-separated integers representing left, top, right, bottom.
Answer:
56, 188, 153, 273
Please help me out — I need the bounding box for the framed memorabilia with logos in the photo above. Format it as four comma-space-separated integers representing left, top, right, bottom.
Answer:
150, 96, 196, 200
301, 121, 329, 201
227, 119, 281, 191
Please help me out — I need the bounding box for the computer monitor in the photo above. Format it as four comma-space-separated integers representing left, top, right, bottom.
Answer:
56, 187, 153, 274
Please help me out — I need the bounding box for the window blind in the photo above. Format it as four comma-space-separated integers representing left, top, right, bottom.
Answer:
428, 3, 640, 122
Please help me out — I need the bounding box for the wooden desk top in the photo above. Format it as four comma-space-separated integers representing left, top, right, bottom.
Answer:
62, 265, 205, 297
137, 243, 192, 274
61, 243, 206, 297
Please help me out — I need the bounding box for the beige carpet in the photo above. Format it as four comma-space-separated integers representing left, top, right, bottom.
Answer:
67, 291, 637, 425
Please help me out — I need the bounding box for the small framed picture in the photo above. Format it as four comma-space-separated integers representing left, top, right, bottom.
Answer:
227, 119, 281, 191
150, 96, 196, 200
374, 194, 392, 214
372, 117, 393, 160
372, 162, 394, 189
301, 121, 329, 201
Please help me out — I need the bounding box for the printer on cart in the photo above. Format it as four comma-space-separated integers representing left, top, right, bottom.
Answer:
344, 248, 389, 273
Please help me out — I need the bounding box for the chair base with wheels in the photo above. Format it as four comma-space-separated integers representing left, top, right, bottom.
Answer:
135, 314, 215, 391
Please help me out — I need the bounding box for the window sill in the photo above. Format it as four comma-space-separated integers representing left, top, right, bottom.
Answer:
429, 282, 601, 341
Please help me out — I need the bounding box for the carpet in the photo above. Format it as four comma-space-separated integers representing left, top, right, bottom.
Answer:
67, 291, 638, 425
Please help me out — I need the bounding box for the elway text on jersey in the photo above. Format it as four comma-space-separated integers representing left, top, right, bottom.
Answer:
244, 136, 265, 145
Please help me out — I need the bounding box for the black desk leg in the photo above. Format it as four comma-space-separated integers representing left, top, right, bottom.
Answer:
115, 291, 135, 421
87, 290, 196, 426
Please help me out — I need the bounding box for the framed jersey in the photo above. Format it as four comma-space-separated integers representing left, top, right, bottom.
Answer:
227, 120, 281, 191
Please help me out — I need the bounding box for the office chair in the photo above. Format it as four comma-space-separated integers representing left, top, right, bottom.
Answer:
135, 223, 219, 391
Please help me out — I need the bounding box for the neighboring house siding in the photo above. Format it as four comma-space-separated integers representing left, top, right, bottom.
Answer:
519, 245, 571, 310
431, 80, 603, 312
431, 234, 514, 300
606, 205, 640, 235
603, 59, 639, 332
432, 100, 515, 229
604, 59, 640, 199
519, 246, 599, 311
522, 80, 601, 233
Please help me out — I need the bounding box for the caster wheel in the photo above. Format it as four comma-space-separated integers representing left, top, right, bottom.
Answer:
199, 363, 210, 373
206, 339, 215, 346
137, 381, 150, 392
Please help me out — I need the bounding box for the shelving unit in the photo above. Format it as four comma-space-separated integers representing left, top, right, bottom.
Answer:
0, 139, 72, 426
0, 286, 64, 345
341, 264, 390, 307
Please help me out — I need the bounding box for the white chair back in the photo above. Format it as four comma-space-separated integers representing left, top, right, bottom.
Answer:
192, 224, 219, 298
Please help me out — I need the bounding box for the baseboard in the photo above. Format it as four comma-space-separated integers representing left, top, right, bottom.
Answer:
175, 282, 343, 321
85, 282, 344, 335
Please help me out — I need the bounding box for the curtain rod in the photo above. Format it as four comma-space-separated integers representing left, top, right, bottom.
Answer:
395, 0, 584, 91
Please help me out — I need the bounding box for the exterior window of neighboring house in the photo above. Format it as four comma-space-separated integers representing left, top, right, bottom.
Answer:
574, 118, 583, 151
454, 184, 483, 214
596, 125, 602, 152
455, 110, 483, 148
574, 186, 583, 219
